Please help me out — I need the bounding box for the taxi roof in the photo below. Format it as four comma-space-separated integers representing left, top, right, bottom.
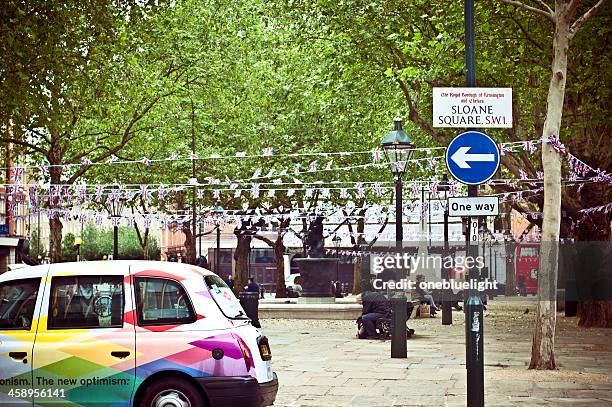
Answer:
0, 260, 217, 282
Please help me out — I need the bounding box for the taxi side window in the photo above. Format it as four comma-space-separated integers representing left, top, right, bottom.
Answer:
0, 278, 40, 330
48, 276, 124, 329
134, 277, 196, 326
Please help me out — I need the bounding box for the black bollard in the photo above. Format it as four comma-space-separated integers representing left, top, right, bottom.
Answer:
238, 291, 261, 328
442, 288, 453, 325
466, 294, 484, 407
390, 294, 407, 358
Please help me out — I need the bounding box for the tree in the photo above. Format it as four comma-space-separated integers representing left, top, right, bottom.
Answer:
1, 1, 191, 262
500, 0, 607, 369
61, 233, 77, 262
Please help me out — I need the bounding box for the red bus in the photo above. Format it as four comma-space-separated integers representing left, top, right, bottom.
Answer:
515, 243, 540, 295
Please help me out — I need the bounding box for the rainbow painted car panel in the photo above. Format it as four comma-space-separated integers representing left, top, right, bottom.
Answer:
0, 261, 277, 407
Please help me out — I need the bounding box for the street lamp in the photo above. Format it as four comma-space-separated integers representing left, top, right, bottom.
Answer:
438, 174, 452, 325
213, 205, 224, 274
381, 115, 415, 359
74, 237, 83, 262
108, 188, 125, 261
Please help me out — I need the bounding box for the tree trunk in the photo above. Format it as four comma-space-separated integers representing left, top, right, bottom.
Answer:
505, 241, 517, 296
48, 165, 63, 263
530, 3, 570, 370
49, 217, 63, 263
182, 222, 196, 264
233, 234, 251, 295
274, 235, 287, 298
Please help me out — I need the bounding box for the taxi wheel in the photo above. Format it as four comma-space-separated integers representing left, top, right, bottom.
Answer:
140, 377, 205, 407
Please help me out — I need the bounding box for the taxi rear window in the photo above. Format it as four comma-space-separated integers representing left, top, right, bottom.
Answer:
204, 275, 248, 319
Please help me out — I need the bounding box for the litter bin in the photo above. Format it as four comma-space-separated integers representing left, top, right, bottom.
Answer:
238, 291, 261, 328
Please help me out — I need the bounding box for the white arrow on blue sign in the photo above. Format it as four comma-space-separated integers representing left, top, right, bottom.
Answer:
445, 131, 500, 185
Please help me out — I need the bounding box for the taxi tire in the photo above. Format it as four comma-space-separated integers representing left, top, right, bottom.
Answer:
139, 377, 206, 407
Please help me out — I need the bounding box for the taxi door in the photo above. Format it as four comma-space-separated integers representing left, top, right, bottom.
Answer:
0, 268, 47, 406
32, 263, 136, 406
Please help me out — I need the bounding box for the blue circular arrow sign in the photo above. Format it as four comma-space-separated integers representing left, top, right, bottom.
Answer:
445, 131, 500, 185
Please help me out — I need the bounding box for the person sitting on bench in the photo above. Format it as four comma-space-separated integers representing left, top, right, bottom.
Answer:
357, 290, 391, 339
414, 274, 438, 316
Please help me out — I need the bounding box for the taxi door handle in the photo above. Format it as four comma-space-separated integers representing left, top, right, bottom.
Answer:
111, 351, 130, 359
9, 351, 27, 360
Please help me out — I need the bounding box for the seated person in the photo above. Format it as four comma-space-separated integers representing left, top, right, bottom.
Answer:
413, 274, 438, 316
357, 290, 391, 339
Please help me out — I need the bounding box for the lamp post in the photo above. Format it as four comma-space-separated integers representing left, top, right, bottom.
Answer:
108, 187, 125, 260
213, 205, 224, 274
382, 115, 415, 359
438, 174, 452, 325
74, 237, 83, 262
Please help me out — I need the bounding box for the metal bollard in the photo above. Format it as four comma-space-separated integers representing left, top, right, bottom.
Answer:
390, 294, 407, 358
238, 291, 261, 328
466, 294, 484, 407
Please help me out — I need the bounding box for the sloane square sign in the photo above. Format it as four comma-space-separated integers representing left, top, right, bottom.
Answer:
433, 87, 512, 128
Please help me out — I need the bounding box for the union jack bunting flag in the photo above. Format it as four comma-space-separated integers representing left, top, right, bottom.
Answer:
81, 157, 92, 166
308, 160, 318, 172
168, 151, 179, 160
139, 185, 148, 200
519, 169, 528, 180
374, 183, 383, 197
111, 216, 121, 227
127, 217, 135, 227
251, 183, 260, 197
158, 184, 167, 200
105, 155, 119, 164
95, 185, 104, 202
140, 156, 151, 166
143, 217, 152, 228
340, 188, 349, 198
371, 150, 383, 162
9, 167, 23, 182
523, 140, 537, 153
189, 153, 198, 160
36, 165, 49, 174
262, 147, 273, 157
430, 182, 438, 196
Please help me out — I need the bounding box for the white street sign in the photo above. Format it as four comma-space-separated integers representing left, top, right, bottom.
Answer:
470, 219, 479, 242
448, 196, 499, 217
433, 87, 512, 128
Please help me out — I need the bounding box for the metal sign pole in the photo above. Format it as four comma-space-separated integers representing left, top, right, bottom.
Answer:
465, 0, 484, 405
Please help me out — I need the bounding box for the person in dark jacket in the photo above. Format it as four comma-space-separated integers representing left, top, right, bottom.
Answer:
358, 291, 391, 339
225, 274, 235, 290
245, 277, 260, 293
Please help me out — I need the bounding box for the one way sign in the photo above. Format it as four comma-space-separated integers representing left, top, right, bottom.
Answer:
445, 131, 500, 185
448, 196, 499, 217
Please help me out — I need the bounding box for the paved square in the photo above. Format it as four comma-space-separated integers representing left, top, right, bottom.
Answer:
261, 300, 612, 406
